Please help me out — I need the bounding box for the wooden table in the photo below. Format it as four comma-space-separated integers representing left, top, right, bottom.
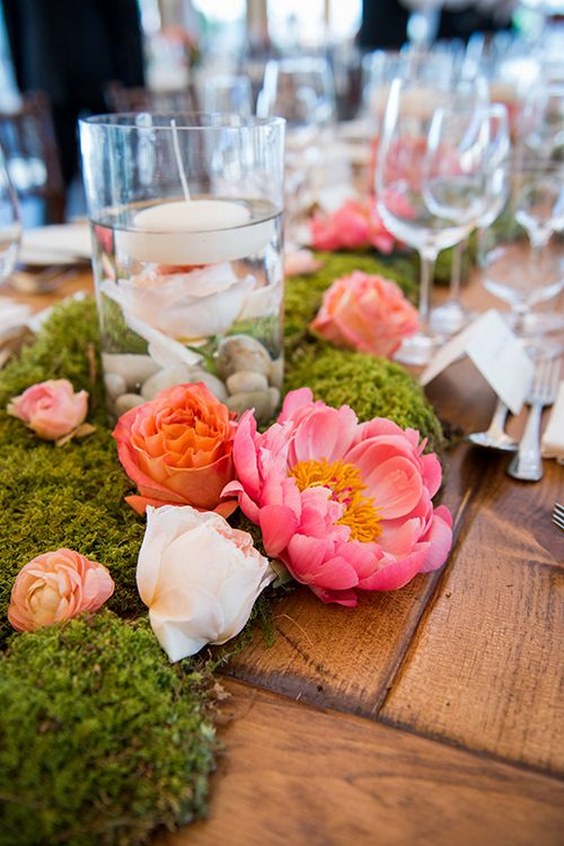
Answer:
6, 267, 564, 846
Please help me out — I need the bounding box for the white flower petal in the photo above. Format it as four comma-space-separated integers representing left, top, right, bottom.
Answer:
136, 505, 275, 661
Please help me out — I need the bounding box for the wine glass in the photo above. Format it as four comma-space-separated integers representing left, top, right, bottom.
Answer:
0, 143, 21, 288
430, 102, 511, 336
375, 62, 490, 365
478, 158, 564, 351
257, 56, 336, 249
479, 81, 564, 349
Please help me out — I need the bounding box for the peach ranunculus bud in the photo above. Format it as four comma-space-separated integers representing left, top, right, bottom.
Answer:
137, 505, 275, 661
112, 381, 238, 518
310, 271, 419, 359
7, 379, 88, 441
7, 548, 115, 632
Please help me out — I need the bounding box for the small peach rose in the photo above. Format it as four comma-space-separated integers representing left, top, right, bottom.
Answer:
113, 381, 238, 517
7, 379, 88, 441
310, 271, 419, 359
7, 548, 114, 632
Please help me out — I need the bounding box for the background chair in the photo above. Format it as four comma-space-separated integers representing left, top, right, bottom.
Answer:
0, 91, 66, 226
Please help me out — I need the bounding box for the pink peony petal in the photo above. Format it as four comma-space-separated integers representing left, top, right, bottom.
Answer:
358, 545, 429, 591
259, 505, 300, 556
286, 536, 360, 590
351, 448, 423, 519
278, 388, 314, 422
310, 584, 359, 607
419, 505, 453, 572
289, 405, 358, 465
419, 452, 443, 499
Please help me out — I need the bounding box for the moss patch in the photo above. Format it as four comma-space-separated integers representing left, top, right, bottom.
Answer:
0, 301, 144, 647
0, 612, 217, 846
0, 254, 447, 844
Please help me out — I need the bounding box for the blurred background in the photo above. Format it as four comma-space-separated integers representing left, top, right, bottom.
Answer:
0, 0, 562, 224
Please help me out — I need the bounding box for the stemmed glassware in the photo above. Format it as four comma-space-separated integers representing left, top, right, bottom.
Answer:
478, 83, 564, 350
0, 144, 21, 288
430, 102, 511, 335
376, 60, 491, 365
257, 55, 336, 249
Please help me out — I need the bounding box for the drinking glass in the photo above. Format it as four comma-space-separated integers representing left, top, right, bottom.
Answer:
376, 65, 489, 365
478, 159, 564, 348
80, 113, 285, 424
430, 102, 511, 335
479, 80, 564, 345
0, 143, 21, 287
257, 56, 336, 248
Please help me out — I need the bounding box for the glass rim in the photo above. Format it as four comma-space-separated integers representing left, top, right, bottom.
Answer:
79, 112, 286, 132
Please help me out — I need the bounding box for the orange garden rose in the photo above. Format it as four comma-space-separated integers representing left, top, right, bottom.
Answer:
310, 271, 419, 359
113, 382, 238, 516
8, 548, 114, 632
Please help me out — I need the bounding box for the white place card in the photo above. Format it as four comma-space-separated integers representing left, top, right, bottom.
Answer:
419, 309, 534, 415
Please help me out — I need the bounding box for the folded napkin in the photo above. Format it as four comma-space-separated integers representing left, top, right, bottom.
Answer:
541, 380, 564, 464
0, 297, 32, 339
19, 224, 91, 266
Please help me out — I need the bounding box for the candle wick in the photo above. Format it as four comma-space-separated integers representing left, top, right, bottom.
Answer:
170, 119, 191, 201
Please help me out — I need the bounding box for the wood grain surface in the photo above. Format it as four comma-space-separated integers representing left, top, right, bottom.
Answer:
156, 680, 564, 846
6, 264, 564, 845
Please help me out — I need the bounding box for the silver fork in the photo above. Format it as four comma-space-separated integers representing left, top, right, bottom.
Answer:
553, 502, 564, 532
507, 357, 561, 482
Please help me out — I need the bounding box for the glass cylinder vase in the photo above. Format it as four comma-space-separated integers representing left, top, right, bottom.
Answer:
79, 113, 285, 424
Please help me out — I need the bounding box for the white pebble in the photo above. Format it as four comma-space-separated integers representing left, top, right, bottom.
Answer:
113, 392, 145, 416
104, 372, 127, 401
226, 389, 277, 422
102, 353, 160, 391
268, 356, 284, 388
190, 371, 228, 403
141, 365, 193, 400
216, 335, 272, 379
226, 370, 269, 395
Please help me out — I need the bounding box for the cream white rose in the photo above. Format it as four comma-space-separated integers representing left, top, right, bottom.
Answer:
102, 263, 255, 344
137, 505, 275, 662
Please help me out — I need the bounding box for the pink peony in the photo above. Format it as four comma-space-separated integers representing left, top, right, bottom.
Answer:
310, 271, 419, 358
223, 388, 452, 607
8, 548, 114, 632
7, 379, 88, 441
113, 382, 238, 517
309, 197, 397, 254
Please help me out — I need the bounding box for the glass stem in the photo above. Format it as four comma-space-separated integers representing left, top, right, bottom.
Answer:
419, 249, 437, 328
449, 237, 467, 303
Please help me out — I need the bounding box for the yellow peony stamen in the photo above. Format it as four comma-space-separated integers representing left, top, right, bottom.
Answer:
289, 458, 381, 542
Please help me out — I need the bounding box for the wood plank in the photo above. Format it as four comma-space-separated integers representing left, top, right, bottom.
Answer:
382, 461, 564, 774
155, 679, 564, 846
224, 575, 440, 714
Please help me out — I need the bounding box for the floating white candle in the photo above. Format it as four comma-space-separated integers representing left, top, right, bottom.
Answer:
115, 199, 275, 265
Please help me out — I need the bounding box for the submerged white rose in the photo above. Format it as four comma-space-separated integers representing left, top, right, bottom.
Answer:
102, 263, 256, 343
137, 505, 275, 662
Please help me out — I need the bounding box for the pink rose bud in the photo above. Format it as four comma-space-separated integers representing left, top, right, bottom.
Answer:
7, 548, 114, 632
7, 379, 88, 440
